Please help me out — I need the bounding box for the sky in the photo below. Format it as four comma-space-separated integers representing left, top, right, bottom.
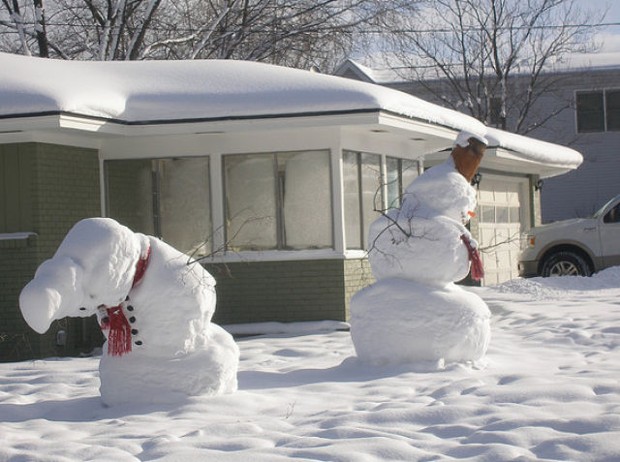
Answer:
589, 0, 620, 52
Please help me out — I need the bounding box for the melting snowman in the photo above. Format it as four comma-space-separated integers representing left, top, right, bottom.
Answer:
350, 131, 491, 366
19, 218, 239, 406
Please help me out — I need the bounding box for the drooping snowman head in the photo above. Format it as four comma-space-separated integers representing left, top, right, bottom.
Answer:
451, 131, 488, 183
20, 218, 148, 334
400, 130, 488, 224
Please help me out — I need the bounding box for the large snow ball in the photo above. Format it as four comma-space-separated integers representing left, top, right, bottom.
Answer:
350, 279, 491, 365
367, 212, 472, 285
99, 324, 238, 406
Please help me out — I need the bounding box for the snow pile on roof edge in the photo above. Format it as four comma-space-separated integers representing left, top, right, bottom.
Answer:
0, 52, 485, 137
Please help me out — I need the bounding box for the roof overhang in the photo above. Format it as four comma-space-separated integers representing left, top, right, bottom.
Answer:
424, 147, 573, 178
0, 109, 462, 157
0, 110, 581, 179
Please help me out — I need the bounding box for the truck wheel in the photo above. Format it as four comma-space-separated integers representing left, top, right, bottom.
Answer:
541, 251, 592, 277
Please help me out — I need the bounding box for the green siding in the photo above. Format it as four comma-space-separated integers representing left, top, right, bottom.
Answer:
0, 143, 103, 362
0, 144, 33, 233
207, 258, 374, 325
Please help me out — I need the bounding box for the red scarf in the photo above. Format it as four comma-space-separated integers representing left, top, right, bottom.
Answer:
460, 234, 484, 281
100, 246, 151, 356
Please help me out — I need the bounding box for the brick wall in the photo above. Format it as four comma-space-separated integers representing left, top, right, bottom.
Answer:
343, 258, 374, 320
0, 143, 103, 362
205, 258, 375, 325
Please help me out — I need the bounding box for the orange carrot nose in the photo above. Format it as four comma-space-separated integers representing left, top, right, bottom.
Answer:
468, 211, 476, 218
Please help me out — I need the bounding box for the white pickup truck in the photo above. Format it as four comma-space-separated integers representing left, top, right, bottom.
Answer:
518, 194, 620, 277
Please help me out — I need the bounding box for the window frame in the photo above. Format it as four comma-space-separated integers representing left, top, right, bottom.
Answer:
343, 151, 419, 251
104, 156, 213, 256
385, 156, 420, 209
222, 149, 334, 252
575, 89, 620, 133
342, 150, 384, 250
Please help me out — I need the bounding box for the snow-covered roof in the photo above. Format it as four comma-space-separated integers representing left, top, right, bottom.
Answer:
334, 59, 402, 84
0, 52, 582, 174
486, 127, 583, 171
0, 52, 484, 137
553, 51, 620, 72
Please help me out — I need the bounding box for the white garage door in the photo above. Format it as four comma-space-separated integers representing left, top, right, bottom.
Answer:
476, 176, 529, 285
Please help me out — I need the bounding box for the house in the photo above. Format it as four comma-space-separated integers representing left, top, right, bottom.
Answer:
527, 58, 620, 222
335, 57, 620, 223
0, 52, 581, 361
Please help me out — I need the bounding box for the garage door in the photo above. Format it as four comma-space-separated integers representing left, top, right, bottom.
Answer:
476, 176, 529, 285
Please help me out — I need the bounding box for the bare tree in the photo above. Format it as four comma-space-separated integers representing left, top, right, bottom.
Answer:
1, 0, 31, 55
32, 0, 47, 55
381, 0, 605, 134
0, 0, 403, 71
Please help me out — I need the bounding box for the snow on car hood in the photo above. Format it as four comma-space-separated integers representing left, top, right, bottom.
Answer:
531, 217, 596, 235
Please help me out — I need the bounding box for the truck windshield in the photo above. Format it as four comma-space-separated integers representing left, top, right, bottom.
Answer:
593, 196, 620, 218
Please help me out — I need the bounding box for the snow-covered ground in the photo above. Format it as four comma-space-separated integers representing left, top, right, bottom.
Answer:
2, 269, 620, 462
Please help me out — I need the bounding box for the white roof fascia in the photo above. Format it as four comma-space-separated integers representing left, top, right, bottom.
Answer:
0, 110, 384, 137
0, 109, 459, 142
377, 111, 455, 135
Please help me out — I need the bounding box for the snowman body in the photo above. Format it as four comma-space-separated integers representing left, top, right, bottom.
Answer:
20, 218, 239, 406
351, 155, 491, 365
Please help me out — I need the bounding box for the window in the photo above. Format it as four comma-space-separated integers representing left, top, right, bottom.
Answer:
158, 158, 211, 256
479, 205, 521, 224
386, 157, 419, 209
604, 203, 620, 224
576, 92, 604, 133
105, 157, 211, 256
575, 90, 620, 133
605, 90, 620, 131
343, 151, 383, 250
223, 150, 332, 251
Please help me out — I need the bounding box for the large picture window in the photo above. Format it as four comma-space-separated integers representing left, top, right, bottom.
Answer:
576, 90, 620, 133
105, 157, 211, 256
223, 150, 332, 251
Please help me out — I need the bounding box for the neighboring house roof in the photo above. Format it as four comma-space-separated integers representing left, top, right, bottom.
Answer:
548, 51, 620, 73
334, 59, 402, 85
336, 52, 620, 85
